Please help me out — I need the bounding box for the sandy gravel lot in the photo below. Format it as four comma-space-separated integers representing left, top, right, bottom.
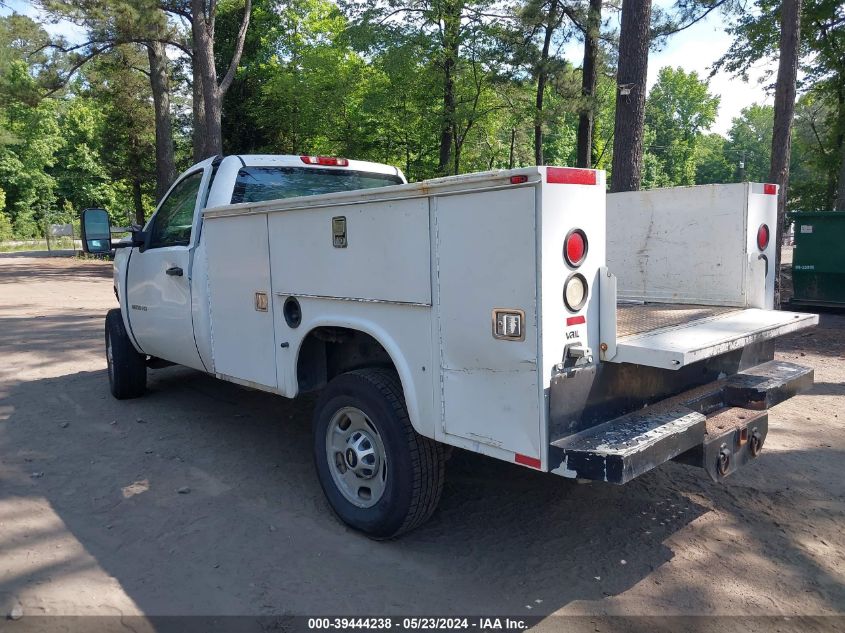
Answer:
0, 253, 843, 631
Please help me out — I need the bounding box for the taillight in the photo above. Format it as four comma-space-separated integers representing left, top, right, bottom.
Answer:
563, 273, 588, 311
564, 229, 588, 267
757, 224, 770, 251
300, 156, 349, 166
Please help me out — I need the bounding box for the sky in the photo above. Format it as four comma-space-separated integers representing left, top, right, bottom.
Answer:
2, 0, 777, 137
642, 5, 775, 134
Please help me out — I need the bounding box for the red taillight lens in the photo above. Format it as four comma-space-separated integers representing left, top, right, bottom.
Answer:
564, 229, 587, 267
300, 156, 349, 166
757, 224, 770, 250
763, 183, 777, 195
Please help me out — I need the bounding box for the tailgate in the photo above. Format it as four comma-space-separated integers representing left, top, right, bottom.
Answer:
608, 308, 818, 370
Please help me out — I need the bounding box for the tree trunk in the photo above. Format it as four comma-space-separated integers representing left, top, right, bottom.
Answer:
192, 61, 208, 162
453, 125, 461, 174
576, 0, 602, 169
132, 178, 144, 226
191, 0, 222, 159
190, 0, 252, 160
509, 128, 516, 169
836, 140, 845, 212
769, 0, 802, 307
534, 0, 559, 166
835, 87, 845, 211
609, 0, 651, 192
438, 0, 461, 176
147, 40, 176, 203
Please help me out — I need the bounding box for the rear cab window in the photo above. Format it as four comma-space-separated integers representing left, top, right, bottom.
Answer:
230, 167, 403, 205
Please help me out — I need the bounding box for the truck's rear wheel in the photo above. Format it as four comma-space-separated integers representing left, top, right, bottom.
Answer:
313, 368, 445, 538
105, 309, 146, 399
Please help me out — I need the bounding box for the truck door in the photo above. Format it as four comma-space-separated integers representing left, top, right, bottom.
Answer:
125, 169, 206, 371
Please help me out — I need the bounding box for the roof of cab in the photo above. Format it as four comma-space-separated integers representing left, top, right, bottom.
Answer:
228, 154, 405, 182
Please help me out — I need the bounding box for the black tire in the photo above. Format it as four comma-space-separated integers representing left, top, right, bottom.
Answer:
313, 368, 445, 538
105, 308, 146, 399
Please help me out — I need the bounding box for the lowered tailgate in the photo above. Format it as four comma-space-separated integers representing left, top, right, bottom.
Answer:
608, 307, 818, 370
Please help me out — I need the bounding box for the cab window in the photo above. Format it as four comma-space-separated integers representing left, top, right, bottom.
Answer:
230, 167, 403, 204
148, 171, 204, 248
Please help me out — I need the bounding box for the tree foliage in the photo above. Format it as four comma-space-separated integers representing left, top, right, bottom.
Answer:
0, 0, 841, 242
645, 66, 719, 185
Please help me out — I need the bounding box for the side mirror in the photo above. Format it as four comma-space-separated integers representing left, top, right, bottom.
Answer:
80, 208, 113, 254
81, 209, 148, 253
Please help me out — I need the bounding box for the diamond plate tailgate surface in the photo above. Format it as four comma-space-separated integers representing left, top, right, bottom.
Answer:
616, 303, 739, 338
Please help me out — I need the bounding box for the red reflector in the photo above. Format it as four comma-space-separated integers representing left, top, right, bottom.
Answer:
566, 315, 586, 326
564, 229, 588, 266
515, 453, 541, 469
547, 167, 596, 185
763, 183, 777, 195
757, 224, 770, 250
510, 175, 528, 184
300, 156, 349, 166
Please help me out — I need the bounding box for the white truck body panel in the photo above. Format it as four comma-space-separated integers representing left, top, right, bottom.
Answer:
607, 183, 776, 309
269, 197, 431, 306
205, 212, 277, 388
434, 186, 540, 457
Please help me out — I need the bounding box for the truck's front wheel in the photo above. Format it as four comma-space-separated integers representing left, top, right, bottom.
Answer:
313, 368, 445, 538
105, 309, 146, 399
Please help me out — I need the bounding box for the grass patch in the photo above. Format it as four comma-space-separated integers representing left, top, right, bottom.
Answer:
0, 238, 80, 253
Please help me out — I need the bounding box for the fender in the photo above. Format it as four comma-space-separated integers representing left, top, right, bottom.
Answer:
113, 247, 145, 355
291, 313, 434, 440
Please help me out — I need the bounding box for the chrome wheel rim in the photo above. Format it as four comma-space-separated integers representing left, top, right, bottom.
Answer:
325, 406, 387, 508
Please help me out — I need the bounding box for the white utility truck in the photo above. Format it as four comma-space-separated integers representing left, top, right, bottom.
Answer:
82, 155, 817, 538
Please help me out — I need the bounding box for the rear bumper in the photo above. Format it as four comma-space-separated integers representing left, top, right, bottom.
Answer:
548, 360, 813, 484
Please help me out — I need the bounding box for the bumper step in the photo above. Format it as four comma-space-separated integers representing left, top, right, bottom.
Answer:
548, 360, 813, 484
724, 360, 814, 410
550, 405, 705, 484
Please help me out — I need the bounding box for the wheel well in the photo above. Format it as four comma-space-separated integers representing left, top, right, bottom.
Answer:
297, 327, 395, 392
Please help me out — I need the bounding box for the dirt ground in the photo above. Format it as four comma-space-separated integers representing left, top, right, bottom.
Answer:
0, 253, 843, 631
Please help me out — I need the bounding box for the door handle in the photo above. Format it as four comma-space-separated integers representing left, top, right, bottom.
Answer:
166, 266, 183, 277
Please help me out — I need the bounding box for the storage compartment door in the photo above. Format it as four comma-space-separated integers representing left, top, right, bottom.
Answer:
205, 214, 278, 388
434, 187, 541, 458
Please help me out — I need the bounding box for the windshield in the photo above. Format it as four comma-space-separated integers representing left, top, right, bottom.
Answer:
230, 166, 403, 204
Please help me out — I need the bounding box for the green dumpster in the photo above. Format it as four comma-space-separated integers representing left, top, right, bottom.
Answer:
790, 211, 845, 308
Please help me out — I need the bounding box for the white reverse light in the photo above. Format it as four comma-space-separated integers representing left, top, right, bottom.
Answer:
563, 274, 588, 311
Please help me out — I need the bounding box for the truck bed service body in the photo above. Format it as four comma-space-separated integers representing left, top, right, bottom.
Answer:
82, 154, 818, 537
